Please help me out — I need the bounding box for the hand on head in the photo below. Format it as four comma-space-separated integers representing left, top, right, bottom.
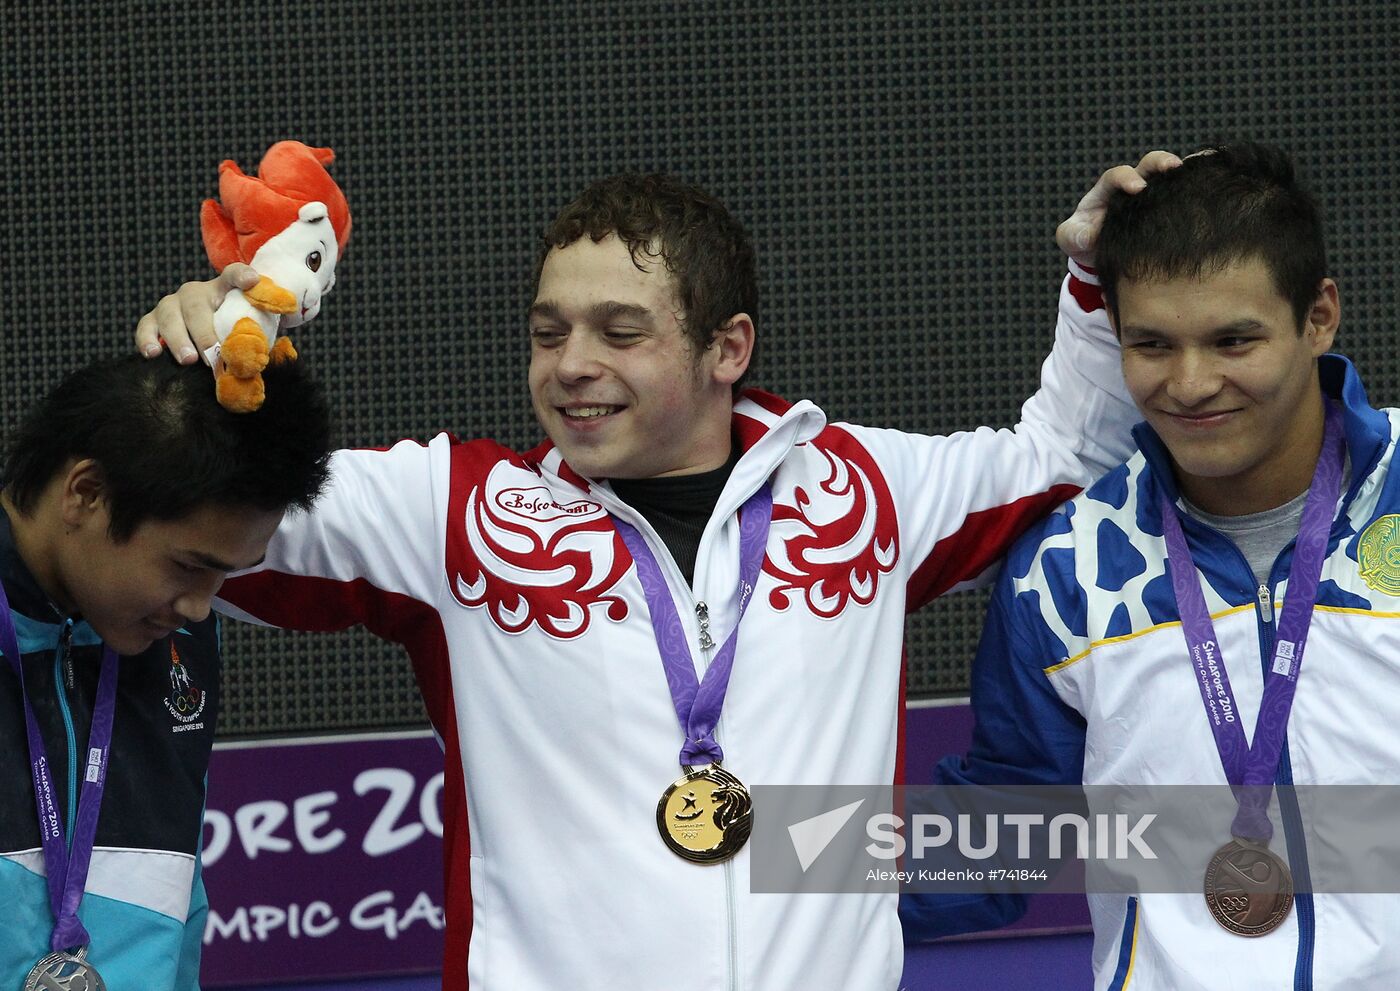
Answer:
134, 263, 260, 365
1057, 150, 1183, 268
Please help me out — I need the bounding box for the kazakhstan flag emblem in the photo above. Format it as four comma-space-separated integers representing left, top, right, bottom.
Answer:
1359, 514, 1400, 595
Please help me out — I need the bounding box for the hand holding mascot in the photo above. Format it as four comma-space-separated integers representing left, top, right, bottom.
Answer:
200, 141, 351, 412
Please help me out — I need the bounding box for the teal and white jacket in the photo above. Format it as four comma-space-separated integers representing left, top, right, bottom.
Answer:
906, 355, 1400, 990
0, 509, 217, 989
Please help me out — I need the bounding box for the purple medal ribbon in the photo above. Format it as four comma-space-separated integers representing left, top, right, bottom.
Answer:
0, 580, 119, 953
1158, 400, 1344, 842
613, 483, 772, 767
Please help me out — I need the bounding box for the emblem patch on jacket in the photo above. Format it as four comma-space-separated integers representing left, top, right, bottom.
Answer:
164, 640, 207, 732
449, 462, 631, 639
765, 429, 899, 618
1358, 514, 1400, 595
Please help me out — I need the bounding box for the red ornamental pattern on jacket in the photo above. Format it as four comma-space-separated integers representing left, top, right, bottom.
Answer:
448, 458, 632, 639
445, 428, 899, 639
764, 427, 899, 617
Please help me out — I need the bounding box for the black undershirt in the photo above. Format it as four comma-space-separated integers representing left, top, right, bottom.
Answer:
610, 445, 741, 587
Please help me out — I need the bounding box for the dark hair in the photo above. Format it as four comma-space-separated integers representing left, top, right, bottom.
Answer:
538, 173, 759, 388
1096, 142, 1328, 331
3, 354, 332, 540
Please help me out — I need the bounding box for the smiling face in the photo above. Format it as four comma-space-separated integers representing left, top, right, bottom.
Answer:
1115, 256, 1339, 515
52, 475, 283, 655
528, 235, 747, 479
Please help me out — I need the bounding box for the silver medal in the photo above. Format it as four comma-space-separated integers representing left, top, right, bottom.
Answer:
23, 948, 105, 991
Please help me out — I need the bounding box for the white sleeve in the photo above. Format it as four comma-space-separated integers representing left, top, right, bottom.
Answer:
215, 435, 449, 628
847, 262, 1136, 603
1022, 259, 1137, 480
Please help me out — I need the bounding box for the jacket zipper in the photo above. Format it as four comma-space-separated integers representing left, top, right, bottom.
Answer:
1280, 745, 1314, 990
1254, 562, 1315, 991
52, 618, 79, 844
689, 525, 742, 991
695, 602, 716, 652
609, 502, 740, 991
693, 601, 739, 991
1255, 571, 1314, 991
690, 598, 738, 991
725, 856, 739, 991
1181, 520, 1314, 989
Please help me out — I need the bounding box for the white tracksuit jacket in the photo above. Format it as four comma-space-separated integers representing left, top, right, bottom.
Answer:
915, 354, 1400, 989
216, 262, 1135, 991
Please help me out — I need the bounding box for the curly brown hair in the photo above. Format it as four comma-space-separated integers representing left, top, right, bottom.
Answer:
538, 174, 759, 388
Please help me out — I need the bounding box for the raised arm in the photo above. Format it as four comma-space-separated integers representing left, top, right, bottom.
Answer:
848, 152, 1180, 605
1018, 149, 1182, 484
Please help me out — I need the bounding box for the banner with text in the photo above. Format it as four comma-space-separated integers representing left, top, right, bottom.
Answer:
200, 731, 445, 986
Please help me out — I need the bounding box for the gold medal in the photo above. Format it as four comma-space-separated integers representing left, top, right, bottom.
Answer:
656, 764, 753, 864
1203, 838, 1294, 936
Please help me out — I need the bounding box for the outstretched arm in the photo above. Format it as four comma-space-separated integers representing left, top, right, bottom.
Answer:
854, 152, 1180, 605
214, 437, 448, 633
1034, 149, 1183, 481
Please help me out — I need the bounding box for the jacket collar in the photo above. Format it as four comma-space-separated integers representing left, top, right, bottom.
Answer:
1133, 353, 1389, 511
1, 505, 106, 653
0, 504, 58, 623
522, 387, 828, 510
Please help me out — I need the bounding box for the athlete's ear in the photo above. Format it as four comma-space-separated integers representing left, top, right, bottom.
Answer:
1305, 279, 1339, 356
710, 314, 754, 387
59, 459, 110, 530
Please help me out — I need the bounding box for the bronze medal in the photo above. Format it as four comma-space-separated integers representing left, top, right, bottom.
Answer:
657, 764, 753, 864
1203, 839, 1294, 936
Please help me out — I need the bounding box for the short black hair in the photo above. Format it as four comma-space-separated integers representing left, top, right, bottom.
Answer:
538, 174, 759, 389
1096, 142, 1328, 331
3, 355, 332, 540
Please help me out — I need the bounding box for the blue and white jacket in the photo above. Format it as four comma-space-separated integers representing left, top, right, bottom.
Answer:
0, 509, 216, 989
906, 356, 1400, 990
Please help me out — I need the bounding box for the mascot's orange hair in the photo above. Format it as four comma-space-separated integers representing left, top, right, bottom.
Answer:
198, 140, 351, 414
200, 141, 351, 270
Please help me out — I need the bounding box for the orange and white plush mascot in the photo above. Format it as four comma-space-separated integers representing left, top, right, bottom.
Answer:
201, 141, 351, 412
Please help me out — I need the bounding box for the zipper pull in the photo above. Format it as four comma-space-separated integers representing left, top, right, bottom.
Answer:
1257, 583, 1273, 625
695, 601, 715, 651
60, 618, 75, 690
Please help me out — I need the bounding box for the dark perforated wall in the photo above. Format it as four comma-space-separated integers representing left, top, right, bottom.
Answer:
4, 3, 1398, 735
